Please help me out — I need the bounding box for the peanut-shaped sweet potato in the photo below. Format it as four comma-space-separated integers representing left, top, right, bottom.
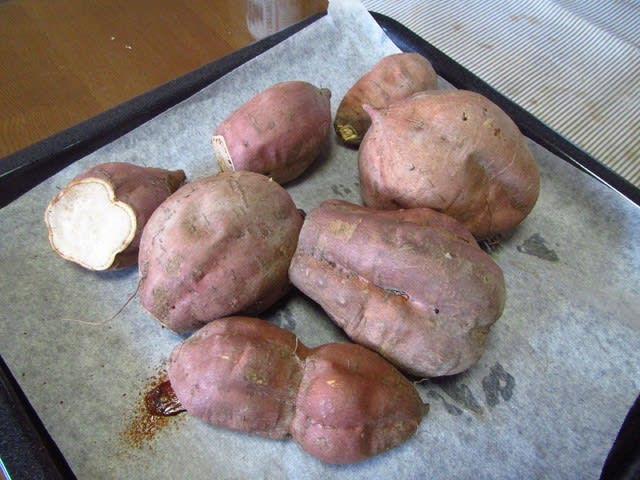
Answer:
288, 199, 506, 377
212, 81, 331, 184
44, 162, 186, 270
138, 171, 304, 333
167, 316, 427, 464
334, 52, 438, 145
358, 89, 540, 240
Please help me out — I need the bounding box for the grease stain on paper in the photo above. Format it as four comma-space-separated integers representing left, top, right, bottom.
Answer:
270, 306, 297, 331
425, 362, 516, 416
331, 183, 354, 198
426, 389, 464, 416
517, 233, 559, 262
482, 362, 516, 407
432, 378, 484, 414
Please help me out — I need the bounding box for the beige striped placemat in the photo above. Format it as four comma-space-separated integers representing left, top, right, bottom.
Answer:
362, 0, 640, 189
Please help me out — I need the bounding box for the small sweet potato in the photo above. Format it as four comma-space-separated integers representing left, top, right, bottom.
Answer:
334, 52, 438, 145
358, 89, 540, 240
212, 80, 331, 184
138, 171, 304, 333
44, 162, 185, 270
288, 199, 506, 377
167, 316, 427, 464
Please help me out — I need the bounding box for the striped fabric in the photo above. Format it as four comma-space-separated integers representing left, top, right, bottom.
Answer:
362, 0, 640, 188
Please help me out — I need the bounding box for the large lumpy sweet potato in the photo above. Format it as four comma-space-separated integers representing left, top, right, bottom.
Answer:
167, 316, 427, 464
44, 162, 185, 270
212, 80, 331, 184
138, 171, 304, 333
358, 89, 540, 240
334, 52, 438, 145
288, 199, 506, 377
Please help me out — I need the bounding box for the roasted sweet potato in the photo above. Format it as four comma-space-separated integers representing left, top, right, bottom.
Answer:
290, 342, 426, 464
334, 52, 438, 145
212, 80, 331, 184
138, 171, 304, 333
168, 316, 308, 439
358, 89, 540, 240
44, 162, 185, 271
288, 199, 506, 377
167, 316, 427, 464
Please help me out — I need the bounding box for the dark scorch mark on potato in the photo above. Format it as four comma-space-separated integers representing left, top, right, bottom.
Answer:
482, 362, 515, 407
517, 233, 559, 262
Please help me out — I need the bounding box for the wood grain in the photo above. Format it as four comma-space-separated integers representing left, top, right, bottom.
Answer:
0, 0, 327, 159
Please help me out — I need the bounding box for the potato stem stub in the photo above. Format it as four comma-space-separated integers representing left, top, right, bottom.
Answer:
44, 179, 136, 271
211, 81, 331, 184
212, 134, 236, 172
336, 124, 359, 144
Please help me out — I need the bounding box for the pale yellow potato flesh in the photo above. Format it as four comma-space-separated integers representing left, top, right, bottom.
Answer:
45, 179, 136, 270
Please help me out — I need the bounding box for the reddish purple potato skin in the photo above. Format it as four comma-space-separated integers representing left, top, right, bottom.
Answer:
290, 342, 426, 464
288, 199, 506, 377
358, 89, 540, 240
167, 316, 308, 439
334, 52, 438, 145
213, 80, 331, 183
138, 171, 304, 334
167, 316, 426, 464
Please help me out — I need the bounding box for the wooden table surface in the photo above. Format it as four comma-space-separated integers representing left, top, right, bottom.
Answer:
0, 0, 328, 160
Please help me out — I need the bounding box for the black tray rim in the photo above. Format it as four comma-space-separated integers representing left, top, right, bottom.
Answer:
0, 9, 637, 480
1, 12, 639, 208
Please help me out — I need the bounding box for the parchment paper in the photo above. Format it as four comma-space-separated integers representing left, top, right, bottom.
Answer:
1, 1, 639, 479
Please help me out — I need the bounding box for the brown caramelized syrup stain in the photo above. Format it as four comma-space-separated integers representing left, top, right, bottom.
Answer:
145, 379, 185, 416
120, 370, 185, 450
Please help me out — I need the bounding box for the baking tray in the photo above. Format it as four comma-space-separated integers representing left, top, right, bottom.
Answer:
1, 14, 639, 209
0, 9, 638, 480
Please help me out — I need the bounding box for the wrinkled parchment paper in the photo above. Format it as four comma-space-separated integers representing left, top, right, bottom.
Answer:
1, 1, 639, 478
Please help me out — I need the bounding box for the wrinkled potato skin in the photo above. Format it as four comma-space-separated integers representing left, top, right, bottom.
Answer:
291, 343, 426, 464
138, 171, 304, 333
213, 81, 331, 184
168, 317, 308, 439
334, 52, 437, 145
46, 162, 186, 270
288, 199, 506, 377
167, 316, 427, 464
358, 89, 540, 240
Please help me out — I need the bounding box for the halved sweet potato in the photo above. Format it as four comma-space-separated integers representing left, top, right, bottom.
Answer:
44, 162, 185, 270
